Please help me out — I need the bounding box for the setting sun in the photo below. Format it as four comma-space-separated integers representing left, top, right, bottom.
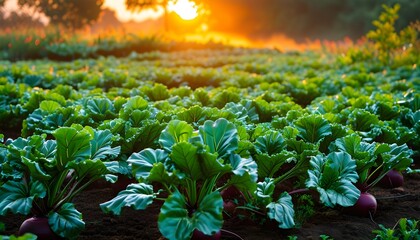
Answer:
168, 0, 198, 20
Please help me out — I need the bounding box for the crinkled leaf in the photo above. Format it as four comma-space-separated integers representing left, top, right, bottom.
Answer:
282, 126, 299, 140
176, 105, 208, 126
348, 109, 379, 132
158, 191, 223, 240
124, 96, 148, 111
90, 129, 120, 160
53, 127, 91, 169
39, 100, 61, 113
48, 203, 84, 239
21, 156, 51, 181
255, 151, 295, 178
255, 178, 275, 206
294, 115, 332, 143
86, 98, 115, 116
170, 142, 202, 180
267, 192, 295, 229
197, 151, 231, 179
40, 140, 57, 161
286, 139, 319, 154
148, 162, 180, 184
332, 134, 375, 161
382, 144, 413, 171
122, 121, 166, 154
159, 120, 194, 152
227, 172, 257, 195
306, 153, 360, 207
229, 154, 258, 182
128, 148, 168, 181
100, 183, 156, 215
0, 180, 46, 215
255, 131, 285, 155
199, 118, 238, 159
328, 152, 359, 183
128, 109, 151, 127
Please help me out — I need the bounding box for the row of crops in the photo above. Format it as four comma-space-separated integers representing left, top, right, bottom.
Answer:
0, 49, 419, 239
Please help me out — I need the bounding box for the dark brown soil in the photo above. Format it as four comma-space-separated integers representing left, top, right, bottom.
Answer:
1, 174, 419, 240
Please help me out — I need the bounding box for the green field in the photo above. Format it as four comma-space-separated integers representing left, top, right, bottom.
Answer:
0, 47, 419, 239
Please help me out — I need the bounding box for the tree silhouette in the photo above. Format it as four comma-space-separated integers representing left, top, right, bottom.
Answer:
9, 0, 104, 30
125, 0, 172, 31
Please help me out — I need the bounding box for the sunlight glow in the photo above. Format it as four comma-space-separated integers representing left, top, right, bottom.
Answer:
103, 0, 163, 22
168, 0, 198, 20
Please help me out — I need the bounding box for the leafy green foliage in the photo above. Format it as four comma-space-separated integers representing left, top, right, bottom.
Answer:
0, 180, 46, 215
0, 125, 120, 238
199, 118, 238, 159
158, 191, 223, 240
48, 203, 84, 239
373, 218, 420, 240
367, 4, 419, 64
100, 183, 156, 215
294, 115, 332, 143
267, 192, 295, 229
306, 152, 360, 207
159, 120, 194, 152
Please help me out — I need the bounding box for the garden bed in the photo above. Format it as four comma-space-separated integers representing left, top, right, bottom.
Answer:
2, 174, 419, 239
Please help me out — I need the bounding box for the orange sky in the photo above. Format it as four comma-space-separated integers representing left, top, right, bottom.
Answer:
4, 0, 164, 23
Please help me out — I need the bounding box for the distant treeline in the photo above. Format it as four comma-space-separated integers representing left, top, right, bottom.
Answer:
205, 0, 420, 41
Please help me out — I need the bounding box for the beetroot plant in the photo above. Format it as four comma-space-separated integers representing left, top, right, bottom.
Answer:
101, 118, 258, 240
0, 126, 120, 239
330, 134, 413, 216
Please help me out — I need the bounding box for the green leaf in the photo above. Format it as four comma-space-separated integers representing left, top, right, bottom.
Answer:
328, 152, 359, 183
39, 100, 61, 113
90, 129, 120, 160
197, 151, 231, 179
68, 159, 108, 179
103, 161, 130, 176
148, 162, 180, 184
158, 191, 223, 240
382, 144, 413, 171
128, 148, 168, 181
170, 142, 202, 180
48, 203, 84, 239
229, 154, 258, 182
267, 192, 295, 229
255, 131, 286, 155
294, 115, 332, 143
53, 127, 91, 169
227, 172, 257, 195
100, 183, 156, 215
124, 96, 148, 111
0, 180, 46, 215
21, 156, 51, 181
40, 140, 57, 161
199, 118, 238, 159
306, 153, 360, 208
255, 151, 295, 178
159, 120, 194, 152
348, 109, 380, 132
122, 121, 166, 154
176, 105, 208, 126
86, 98, 115, 116
255, 178, 275, 206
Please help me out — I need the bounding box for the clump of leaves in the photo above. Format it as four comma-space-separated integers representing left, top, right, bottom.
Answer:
373, 218, 419, 240
367, 4, 419, 65
293, 194, 316, 227
0, 222, 36, 240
